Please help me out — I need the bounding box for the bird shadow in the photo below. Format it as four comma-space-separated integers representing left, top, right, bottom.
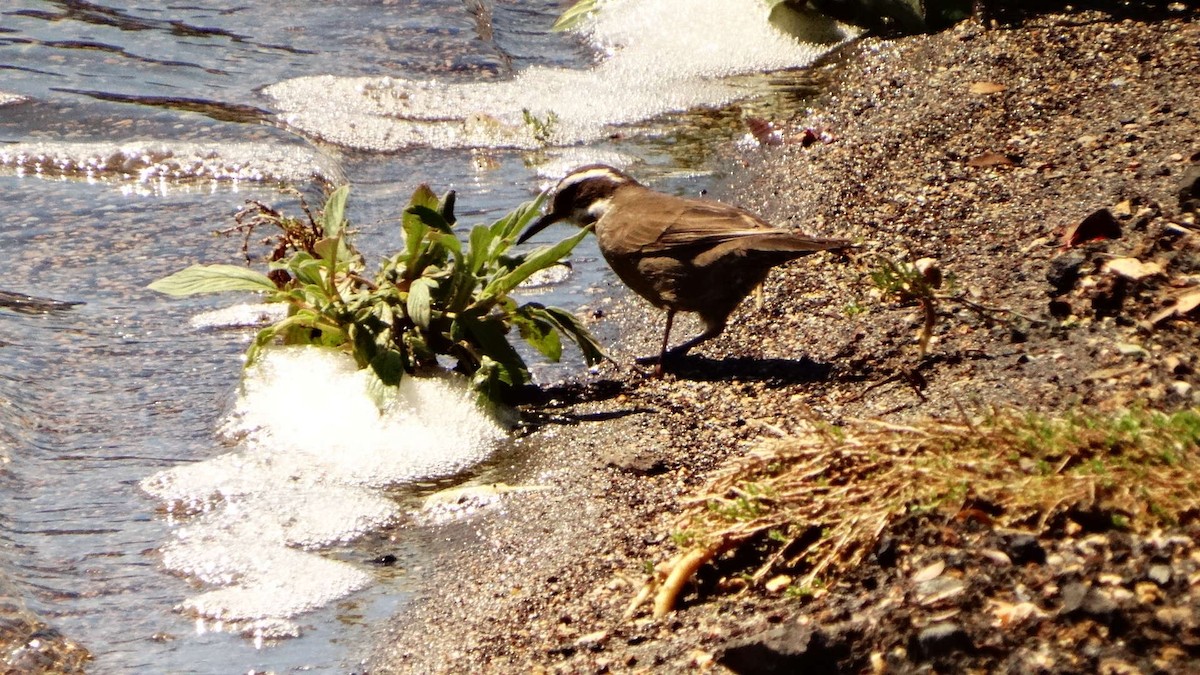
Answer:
660, 355, 834, 386
510, 378, 657, 430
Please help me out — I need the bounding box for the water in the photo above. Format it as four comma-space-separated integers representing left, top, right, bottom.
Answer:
0, 1, 847, 671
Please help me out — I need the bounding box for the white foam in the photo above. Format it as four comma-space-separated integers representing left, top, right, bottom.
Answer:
0, 140, 344, 190
263, 0, 854, 151
142, 346, 507, 635
190, 303, 287, 330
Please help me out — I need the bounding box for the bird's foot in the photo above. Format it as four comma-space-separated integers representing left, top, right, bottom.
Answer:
635, 349, 692, 377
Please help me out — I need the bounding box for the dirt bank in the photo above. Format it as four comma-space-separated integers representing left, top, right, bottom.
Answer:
371, 9, 1199, 673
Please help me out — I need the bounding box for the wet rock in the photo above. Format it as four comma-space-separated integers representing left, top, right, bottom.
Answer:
718, 622, 853, 674
911, 621, 973, 658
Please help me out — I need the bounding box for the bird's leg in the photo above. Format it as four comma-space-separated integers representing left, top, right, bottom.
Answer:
663, 315, 726, 361
636, 313, 729, 374
635, 310, 675, 375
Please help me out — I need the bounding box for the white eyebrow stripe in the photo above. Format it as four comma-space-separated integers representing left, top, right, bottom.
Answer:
558, 166, 630, 189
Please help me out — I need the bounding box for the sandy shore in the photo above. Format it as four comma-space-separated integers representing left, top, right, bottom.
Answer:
371, 9, 1199, 673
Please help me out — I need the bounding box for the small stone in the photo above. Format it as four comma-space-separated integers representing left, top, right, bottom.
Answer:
980, 549, 1012, 567
1003, 534, 1046, 565
1116, 342, 1150, 358
1179, 162, 1200, 210
1147, 564, 1172, 586
575, 630, 608, 650
1138, 584, 1165, 606
1046, 251, 1087, 295
912, 622, 973, 658
1154, 607, 1193, 630
1060, 582, 1089, 614
1098, 657, 1143, 675
1104, 257, 1162, 281
765, 575, 792, 594
915, 577, 966, 606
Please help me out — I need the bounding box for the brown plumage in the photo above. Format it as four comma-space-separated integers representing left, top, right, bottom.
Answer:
518, 164, 850, 373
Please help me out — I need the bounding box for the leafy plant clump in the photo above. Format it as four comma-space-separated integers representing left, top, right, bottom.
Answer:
150, 185, 605, 403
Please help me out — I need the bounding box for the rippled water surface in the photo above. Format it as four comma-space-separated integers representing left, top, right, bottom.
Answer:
0, 0, 843, 671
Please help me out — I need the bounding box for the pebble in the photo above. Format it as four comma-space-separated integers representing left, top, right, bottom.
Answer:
1146, 564, 1172, 586
913, 621, 973, 657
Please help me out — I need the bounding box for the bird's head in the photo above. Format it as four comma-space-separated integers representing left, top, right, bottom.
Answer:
517, 164, 637, 244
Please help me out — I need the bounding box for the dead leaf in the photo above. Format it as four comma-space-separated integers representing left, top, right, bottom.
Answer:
1064, 208, 1121, 247
969, 81, 1008, 94
968, 151, 1015, 168
1178, 290, 1200, 315
1150, 289, 1200, 324
911, 560, 945, 583
1103, 257, 1163, 281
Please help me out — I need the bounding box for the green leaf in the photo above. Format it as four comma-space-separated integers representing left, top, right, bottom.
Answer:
552, 0, 597, 31
513, 305, 563, 361
468, 225, 495, 275
288, 254, 327, 286
368, 348, 406, 386
148, 264, 277, 296
407, 277, 435, 329
410, 184, 440, 210
537, 305, 608, 366
322, 185, 350, 238
438, 190, 457, 226
407, 204, 454, 234
313, 235, 351, 267
480, 225, 589, 301
490, 193, 547, 242
455, 314, 528, 387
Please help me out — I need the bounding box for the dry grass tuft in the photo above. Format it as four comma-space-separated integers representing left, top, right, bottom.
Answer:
632, 407, 1200, 618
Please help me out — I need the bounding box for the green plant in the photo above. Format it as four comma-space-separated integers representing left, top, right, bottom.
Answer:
521, 109, 560, 145
150, 185, 606, 403
870, 255, 1041, 357
551, 0, 597, 31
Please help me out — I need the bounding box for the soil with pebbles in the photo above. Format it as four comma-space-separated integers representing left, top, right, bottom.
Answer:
371, 10, 1200, 674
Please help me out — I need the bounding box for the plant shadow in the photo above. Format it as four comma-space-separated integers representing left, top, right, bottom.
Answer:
663, 355, 835, 386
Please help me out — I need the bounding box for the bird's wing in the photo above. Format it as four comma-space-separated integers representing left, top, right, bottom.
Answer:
605, 192, 772, 255
606, 192, 849, 263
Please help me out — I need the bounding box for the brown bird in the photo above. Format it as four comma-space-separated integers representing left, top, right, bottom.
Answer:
517, 164, 850, 373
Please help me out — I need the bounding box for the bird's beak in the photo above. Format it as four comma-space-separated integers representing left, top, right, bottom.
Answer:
516, 212, 563, 245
